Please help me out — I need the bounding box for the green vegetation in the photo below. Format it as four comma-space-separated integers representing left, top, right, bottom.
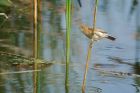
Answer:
65, 0, 71, 90
0, 0, 12, 7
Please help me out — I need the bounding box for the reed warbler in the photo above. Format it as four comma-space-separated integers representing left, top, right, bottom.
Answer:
80, 24, 116, 41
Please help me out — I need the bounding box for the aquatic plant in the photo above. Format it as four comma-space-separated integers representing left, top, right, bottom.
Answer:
65, 0, 71, 89
0, 0, 12, 6
33, 0, 40, 93
82, 0, 99, 92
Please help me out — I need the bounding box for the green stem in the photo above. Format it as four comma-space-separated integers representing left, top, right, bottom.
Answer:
65, 0, 71, 88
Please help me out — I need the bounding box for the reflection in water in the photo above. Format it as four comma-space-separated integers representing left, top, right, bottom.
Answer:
130, 0, 138, 14
41, 0, 66, 61
0, 0, 140, 93
18, 31, 25, 48
134, 27, 140, 75
0, 75, 5, 93
134, 0, 140, 74
133, 2, 140, 93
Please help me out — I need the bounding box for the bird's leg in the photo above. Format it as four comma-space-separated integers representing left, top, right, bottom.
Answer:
89, 39, 94, 48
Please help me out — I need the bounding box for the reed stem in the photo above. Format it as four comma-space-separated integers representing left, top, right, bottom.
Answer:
33, 0, 38, 93
82, 0, 99, 92
65, 0, 71, 88
82, 42, 93, 92
92, 0, 99, 36
33, 0, 38, 59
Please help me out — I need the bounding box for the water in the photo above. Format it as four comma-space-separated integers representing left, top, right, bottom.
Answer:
0, 0, 140, 93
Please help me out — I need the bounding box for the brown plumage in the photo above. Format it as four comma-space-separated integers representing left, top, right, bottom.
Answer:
80, 24, 116, 41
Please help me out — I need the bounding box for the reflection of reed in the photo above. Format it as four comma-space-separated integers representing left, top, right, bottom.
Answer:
133, 3, 140, 91
130, 0, 138, 14
45, 1, 65, 61
134, 27, 140, 74
0, 30, 33, 57
134, 0, 140, 74
135, 28, 140, 63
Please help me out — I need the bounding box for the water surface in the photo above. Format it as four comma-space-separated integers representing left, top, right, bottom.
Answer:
0, 0, 140, 93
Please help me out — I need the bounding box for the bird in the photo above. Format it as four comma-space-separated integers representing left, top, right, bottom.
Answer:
80, 24, 116, 41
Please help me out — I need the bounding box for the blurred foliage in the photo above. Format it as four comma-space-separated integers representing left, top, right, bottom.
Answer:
0, 0, 33, 54
0, 0, 12, 6
0, 0, 33, 28
0, 0, 12, 13
0, 0, 32, 15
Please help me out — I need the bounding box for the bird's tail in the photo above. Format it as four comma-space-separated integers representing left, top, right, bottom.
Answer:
107, 36, 116, 41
